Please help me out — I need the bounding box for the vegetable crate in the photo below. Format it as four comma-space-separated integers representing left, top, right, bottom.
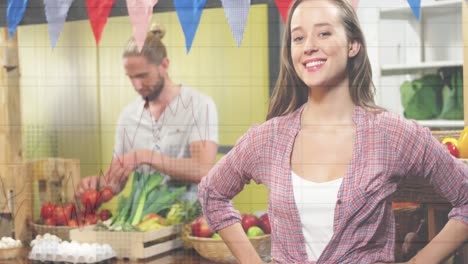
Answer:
69, 224, 183, 260
27, 158, 80, 221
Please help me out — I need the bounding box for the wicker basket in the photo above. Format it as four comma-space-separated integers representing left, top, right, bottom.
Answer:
430, 130, 462, 142
188, 234, 271, 263
0, 247, 23, 260
31, 223, 77, 241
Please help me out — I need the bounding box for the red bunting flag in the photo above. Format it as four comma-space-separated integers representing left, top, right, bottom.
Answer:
86, 0, 116, 45
275, 0, 293, 24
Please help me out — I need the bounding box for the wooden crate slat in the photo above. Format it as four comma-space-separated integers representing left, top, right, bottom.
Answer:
70, 224, 183, 260
143, 238, 183, 259
143, 224, 181, 242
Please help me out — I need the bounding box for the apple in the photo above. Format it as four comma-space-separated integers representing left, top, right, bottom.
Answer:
191, 216, 214, 238
211, 233, 221, 239
258, 213, 271, 234
247, 226, 265, 237
443, 141, 460, 158
241, 214, 259, 233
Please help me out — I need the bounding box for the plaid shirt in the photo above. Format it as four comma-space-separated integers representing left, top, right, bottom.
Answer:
199, 106, 468, 264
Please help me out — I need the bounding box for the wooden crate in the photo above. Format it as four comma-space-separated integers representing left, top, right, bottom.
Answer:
69, 224, 184, 260
26, 158, 80, 221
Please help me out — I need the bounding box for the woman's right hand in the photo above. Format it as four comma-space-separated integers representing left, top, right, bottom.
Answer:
218, 223, 264, 264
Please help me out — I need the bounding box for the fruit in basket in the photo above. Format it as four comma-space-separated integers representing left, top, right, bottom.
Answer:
241, 214, 259, 233
84, 214, 99, 225
442, 140, 460, 158
258, 213, 271, 234
191, 216, 214, 238
81, 189, 100, 213
63, 202, 78, 219
68, 219, 79, 227
53, 206, 71, 225
211, 233, 221, 239
40, 203, 57, 220
44, 218, 56, 226
247, 226, 265, 237
99, 209, 112, 221
99, 186, 114, 203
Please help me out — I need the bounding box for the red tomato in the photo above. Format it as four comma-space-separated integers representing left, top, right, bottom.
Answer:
40, 203, 56, 220
84, 214, 99, 225
44, 218, 56, 226
99, 187, 114, 203
99, 209, 112, 221
63, 202, 77, 219
53, 206, 70, 226
67, 219, 79, 227
81, 189, 100, 213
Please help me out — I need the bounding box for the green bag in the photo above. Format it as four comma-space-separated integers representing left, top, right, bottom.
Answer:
400, 74, 443, 120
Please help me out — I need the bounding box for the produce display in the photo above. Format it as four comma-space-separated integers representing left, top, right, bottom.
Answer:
440, 133, 468, 160
37, 183, 114, 228
191, 213, 271, 239
29, 233, 115, 263
93, 171, 194, 232
188, 213, 272, 263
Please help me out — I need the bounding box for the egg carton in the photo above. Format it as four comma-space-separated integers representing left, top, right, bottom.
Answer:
29, 240, 116, 264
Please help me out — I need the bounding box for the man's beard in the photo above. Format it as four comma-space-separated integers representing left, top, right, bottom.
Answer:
144, 77, 164, 102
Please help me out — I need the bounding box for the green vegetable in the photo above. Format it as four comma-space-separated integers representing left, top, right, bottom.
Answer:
109, 170, 186, 231
400, 74, 443, 120
166, 200, 202, 225
142, 186, 186, 217
130, 173, 164, 225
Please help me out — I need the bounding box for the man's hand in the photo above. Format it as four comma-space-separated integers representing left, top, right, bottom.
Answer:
75, 175, 102, 201
106, 151, 147, 193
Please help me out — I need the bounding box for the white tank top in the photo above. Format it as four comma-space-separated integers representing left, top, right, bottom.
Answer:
291, 170, 343, 261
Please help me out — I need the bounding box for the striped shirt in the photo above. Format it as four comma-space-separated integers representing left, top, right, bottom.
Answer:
199, 105, 468, 264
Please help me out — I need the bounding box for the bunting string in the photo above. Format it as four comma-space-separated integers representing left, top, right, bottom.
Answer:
6, 1, 427, 52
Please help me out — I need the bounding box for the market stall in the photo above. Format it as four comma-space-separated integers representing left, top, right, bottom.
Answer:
0, 0, 467, 263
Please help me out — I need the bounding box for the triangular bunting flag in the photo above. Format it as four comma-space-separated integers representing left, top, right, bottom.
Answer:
274, 0, 293, 24
221, 0, 250, 47
86, 0, 116, 45
126, 0, 159, 53
7, 0, 29, 39
44, 0, 74, 48
407, 0, 421, 20
174, 0, 207, 53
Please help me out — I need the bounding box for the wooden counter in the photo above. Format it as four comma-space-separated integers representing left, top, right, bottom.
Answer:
6, 248, 216, 264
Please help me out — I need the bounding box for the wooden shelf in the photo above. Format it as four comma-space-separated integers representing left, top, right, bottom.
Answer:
380, 0, 462, 19
380, 60, 463, 76
416, 119, 464, 128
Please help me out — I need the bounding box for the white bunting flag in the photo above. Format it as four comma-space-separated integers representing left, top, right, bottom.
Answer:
221, 0, 251, 47
44, 0, 74, 47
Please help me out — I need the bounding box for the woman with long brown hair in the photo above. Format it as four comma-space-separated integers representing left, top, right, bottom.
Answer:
199, 1, 468, 263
